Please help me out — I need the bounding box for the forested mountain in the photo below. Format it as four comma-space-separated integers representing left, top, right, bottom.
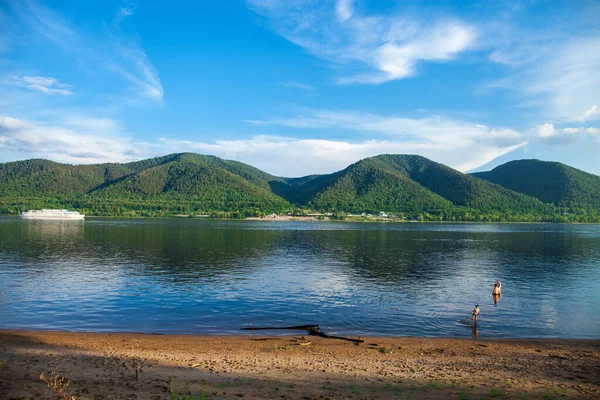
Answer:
272, 155, 550, 214
0, 159, 134, 196
353, 155, 547, 212
0, 153, 599, 221
286, 156, 456, 214
0, 153, 290, 217
472, 160, 600, 211
88, 153, 290, 213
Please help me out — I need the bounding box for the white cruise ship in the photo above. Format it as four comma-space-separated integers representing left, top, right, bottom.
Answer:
20, 209, 85, 220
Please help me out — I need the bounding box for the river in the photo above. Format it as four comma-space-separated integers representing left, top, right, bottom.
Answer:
1, 218, 599, 338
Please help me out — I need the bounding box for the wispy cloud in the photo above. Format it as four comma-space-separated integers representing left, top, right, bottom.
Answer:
251, 1, 599, 122
247, 0, 476, 84
246, 109, 525, 149
114, 0, 137, 26
335, 0, 353, 23
522, 36, 600, 123
8, 0, 163, 103
13, 0, 78, 48
9, 75, 73, 95
280, 81, 314, 91
578, 105, 599, 122
480, 12, 600, 124
107, 44, 164, 101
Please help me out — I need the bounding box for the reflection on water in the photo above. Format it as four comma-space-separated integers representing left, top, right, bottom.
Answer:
493, 293, 502, 304
1, 218, 599, 338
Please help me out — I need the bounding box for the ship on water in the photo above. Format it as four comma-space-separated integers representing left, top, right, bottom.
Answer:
20, 209, 85, 220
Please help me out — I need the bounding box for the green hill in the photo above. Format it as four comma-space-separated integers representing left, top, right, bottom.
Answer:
370, 155, 548, 212
472, 160, 600, 211
0, 159, 134, 196
0, 153, 290, 216
277, 157, 453, 213
88, 154, 290, 212
275, 155, 549, 214
1, 153, 598, 221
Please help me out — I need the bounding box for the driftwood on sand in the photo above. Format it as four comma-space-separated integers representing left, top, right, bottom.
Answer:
241, 324, 365, 344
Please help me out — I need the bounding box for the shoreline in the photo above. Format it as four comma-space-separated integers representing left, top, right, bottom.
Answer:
2, 214, 599, 224
2, 326, 600, 340
1, 330, 598, 399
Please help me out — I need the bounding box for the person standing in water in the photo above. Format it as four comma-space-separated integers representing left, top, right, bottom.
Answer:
472, 305, 481, 323
493, 280, 502, 295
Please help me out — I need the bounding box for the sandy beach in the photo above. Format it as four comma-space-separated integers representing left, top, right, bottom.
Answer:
1, 330, 599, 399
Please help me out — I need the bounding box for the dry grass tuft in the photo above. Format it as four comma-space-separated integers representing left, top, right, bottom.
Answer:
40, 370, 75, 400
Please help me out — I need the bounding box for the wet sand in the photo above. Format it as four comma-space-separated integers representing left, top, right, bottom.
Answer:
1, 330, 599, 399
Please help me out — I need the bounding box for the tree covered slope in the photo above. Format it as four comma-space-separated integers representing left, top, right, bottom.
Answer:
370, 155, 548, 212
0, 159, 134, 196
276, 155, 549, 214
0, 153, 598, 219
472, 160, 600, 210
279, 157, 453, 213
88, 154, 290, 211
0, 153, 291, 215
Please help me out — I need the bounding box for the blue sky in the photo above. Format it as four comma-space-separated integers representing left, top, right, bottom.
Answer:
0, 0, 599, 176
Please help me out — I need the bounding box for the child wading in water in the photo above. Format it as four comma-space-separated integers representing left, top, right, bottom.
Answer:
472, 305, 480, 323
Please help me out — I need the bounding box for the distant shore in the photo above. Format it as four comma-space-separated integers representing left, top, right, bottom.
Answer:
2, 214, 600, 224
1, 330, 598, 399
242, 215, 595, 224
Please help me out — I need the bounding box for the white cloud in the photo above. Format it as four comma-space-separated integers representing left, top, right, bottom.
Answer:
0, 115, 144, 164
0, 116, 29, 130
1, 111, 525, 176
535, 123, 600, 145
579, 105, 599, 122
160, 135, 524, 176
10, 75, 74, 95
247, 0, 476, 84
587, 127, 600, 135
361, 23, 475, 83
10, 0, 163, 102
536, 123, 556, 138
244, 109, 527, 173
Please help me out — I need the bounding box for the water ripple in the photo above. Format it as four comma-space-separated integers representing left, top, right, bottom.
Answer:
0, 218, 599, 338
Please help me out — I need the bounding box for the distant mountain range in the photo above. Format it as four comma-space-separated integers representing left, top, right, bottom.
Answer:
1, 153, 599, 221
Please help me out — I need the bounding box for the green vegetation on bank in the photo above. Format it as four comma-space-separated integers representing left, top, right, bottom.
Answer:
1, 153, 599, 222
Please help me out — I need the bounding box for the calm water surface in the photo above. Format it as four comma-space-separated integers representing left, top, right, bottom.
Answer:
1, 218, 599, 338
